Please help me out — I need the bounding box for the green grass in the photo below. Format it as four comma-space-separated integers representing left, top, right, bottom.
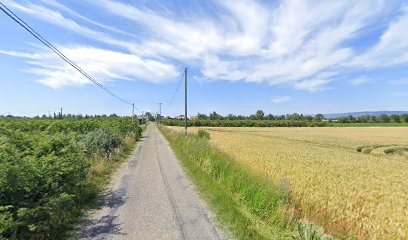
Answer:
331, 122, 408, 127
159, 126, 293, 240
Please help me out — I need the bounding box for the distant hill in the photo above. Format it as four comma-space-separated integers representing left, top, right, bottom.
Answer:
324, 111, 408, 119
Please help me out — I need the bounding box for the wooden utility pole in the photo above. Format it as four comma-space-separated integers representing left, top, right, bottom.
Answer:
132, 103, 135, 122
158, 103, 162, 124
184, 68, 188, 134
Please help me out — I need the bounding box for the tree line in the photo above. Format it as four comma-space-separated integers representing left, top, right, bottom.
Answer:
336, 114, 408, 123
163, 110, 327, 127
193, 110, 325, 121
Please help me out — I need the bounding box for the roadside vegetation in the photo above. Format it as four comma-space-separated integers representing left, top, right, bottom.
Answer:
0, 117, 143, 239
165, 126, 408, 239
159, 126, 350, 240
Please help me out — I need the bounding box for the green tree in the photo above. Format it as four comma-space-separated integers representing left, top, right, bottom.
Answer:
255, 110, 265, 120
286, 113, 304, 121
379, 114, 390, 123
209, 111, 222, 120
276, 115, 285, 120
401, 114, 408, 123
248, 114, 257, 120
226, 114, 237, 120
359, 114, 370, 123
314, 114, 324, 121
305, 116, 314, 121
391, 114, 401, 123
265, 114, 275, 120
197, 113, 208, 120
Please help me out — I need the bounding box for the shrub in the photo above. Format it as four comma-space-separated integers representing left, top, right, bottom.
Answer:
81, 128, 122, 159
0, 133, 89, 239
0, 117, 141, 239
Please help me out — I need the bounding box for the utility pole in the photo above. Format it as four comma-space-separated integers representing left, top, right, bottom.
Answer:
132, 103, 135, 123
184, 68, 188, 134
158, 103, 162, 124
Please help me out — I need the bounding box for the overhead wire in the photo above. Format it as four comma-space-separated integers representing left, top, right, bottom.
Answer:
163, 71, 184, 116
0, 1, 135, 108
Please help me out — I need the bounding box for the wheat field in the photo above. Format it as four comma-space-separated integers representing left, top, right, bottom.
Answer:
167, 126, 408, 239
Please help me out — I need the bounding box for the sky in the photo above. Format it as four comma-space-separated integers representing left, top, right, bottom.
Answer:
1, 0, 408, 117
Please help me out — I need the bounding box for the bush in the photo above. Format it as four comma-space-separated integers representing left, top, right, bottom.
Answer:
0, 117, 142, 239
0, 133, 89, 239
81, 128, 122, 159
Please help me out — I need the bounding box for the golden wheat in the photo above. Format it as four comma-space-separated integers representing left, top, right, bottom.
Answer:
167, 126, 408, 239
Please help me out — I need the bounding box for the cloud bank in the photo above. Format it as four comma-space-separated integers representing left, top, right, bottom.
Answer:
1, 0, 408, 91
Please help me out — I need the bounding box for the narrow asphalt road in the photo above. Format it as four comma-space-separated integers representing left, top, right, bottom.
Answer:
79, 124, 226, 240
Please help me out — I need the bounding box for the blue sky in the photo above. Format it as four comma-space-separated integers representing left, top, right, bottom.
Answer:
1, 0, 408, 117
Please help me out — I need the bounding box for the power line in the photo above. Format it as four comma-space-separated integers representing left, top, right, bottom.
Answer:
0, 1, 133, 106
163, 71, 184, 115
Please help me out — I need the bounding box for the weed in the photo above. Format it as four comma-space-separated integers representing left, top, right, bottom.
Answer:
197, 129, 210, 139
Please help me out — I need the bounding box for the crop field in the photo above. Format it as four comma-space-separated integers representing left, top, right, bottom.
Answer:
167, 126, 408, 239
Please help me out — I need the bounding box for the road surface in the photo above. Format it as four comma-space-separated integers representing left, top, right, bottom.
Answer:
79, 124, 226, 240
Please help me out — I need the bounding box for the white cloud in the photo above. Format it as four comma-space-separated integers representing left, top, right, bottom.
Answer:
39, 0, 137, 38
4, 1, 135, 51
348, 6, 408, 67
271, 96, 290, 104
294, 79, 330, 92
0, 47, 178, 88
3, 0, 408, 91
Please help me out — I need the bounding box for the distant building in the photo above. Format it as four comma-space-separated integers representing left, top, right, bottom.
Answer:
191, 116, 198, 120
177, 115, 185, 120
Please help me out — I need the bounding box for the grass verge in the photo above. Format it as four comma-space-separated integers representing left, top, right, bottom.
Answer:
159, 126, 293, 239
